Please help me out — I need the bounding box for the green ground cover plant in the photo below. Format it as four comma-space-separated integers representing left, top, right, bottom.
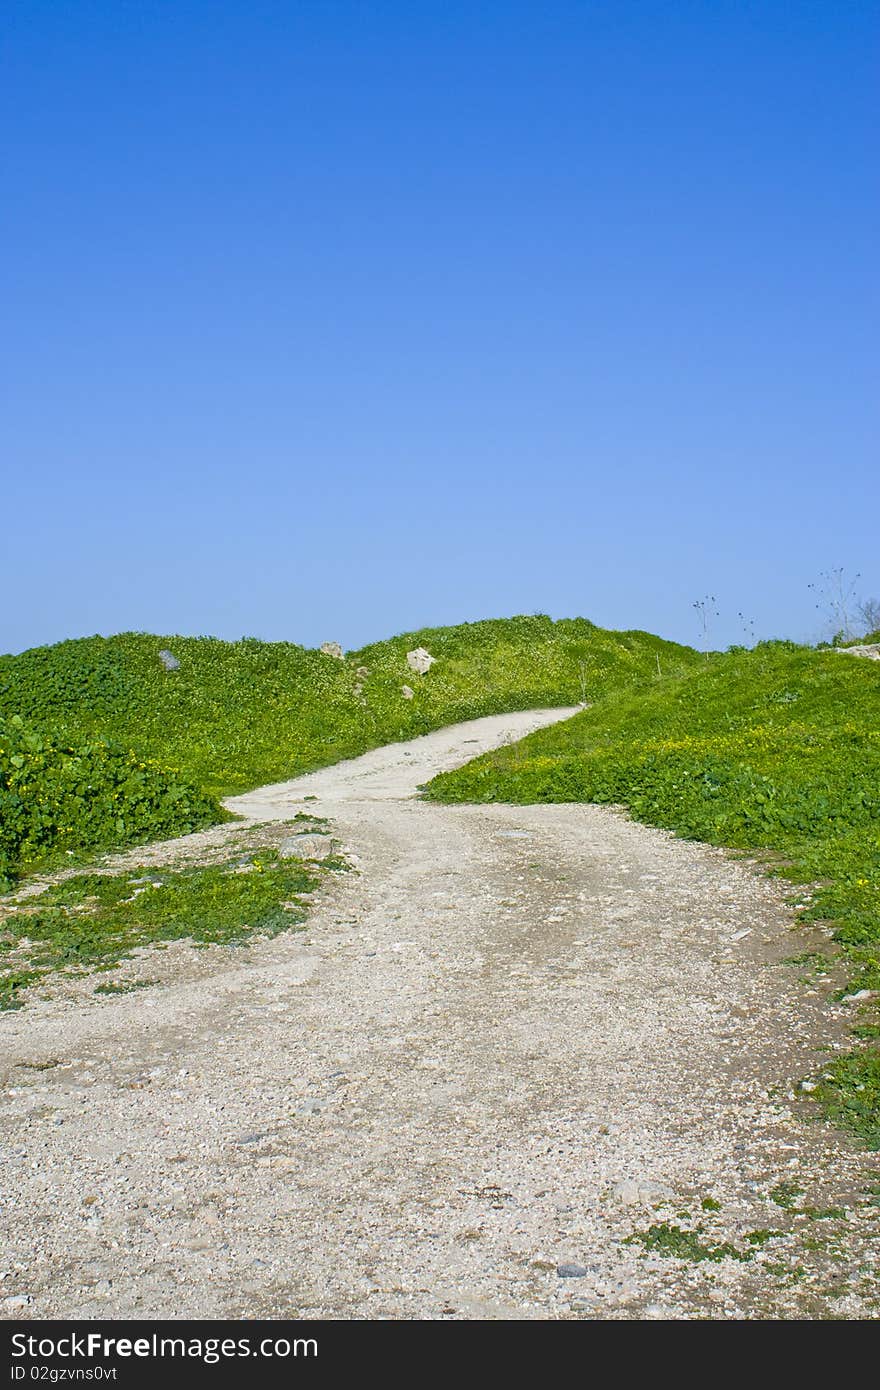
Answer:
426, 643, 880, 1144
624, 1221, 750, 1263
0, 849, 319, 1009
0, 714, 221, 889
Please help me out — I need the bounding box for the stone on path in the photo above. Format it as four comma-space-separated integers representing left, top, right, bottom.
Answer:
278, 833, 340, 861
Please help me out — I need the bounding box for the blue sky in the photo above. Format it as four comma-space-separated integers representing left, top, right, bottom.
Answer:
2, 1, 877, 654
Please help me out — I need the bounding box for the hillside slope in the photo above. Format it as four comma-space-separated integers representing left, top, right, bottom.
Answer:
0, 616, 698, 884
0, 616, 699, 796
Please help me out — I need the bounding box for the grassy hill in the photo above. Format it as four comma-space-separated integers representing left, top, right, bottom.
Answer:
0, 615, 699, 884
427, 642, 880, 1144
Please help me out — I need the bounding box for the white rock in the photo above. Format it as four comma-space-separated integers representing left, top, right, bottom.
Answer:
406, 647, 436, 675
835, 643, 880, 661
320, 641, 344, 659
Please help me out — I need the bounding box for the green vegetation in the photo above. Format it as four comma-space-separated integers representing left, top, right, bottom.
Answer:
0, 617, 697, 882
624, 1222, 749, 1263
745, 1229, 784, 1247
0, 618, 697, 795
815, 1053, 880, 1151
768, 1181, 845, 1220
93, 978, 158, 996
770, 1182, 806, 1211
426, 643, 880, 1145
0, 713, 221, 889
0, 849, 319, 1009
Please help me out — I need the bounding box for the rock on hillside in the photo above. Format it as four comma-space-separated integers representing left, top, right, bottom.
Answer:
836, 643, 880, 661
406, 647, 436, 675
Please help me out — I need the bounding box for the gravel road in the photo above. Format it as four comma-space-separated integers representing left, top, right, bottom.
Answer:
2, 709, 878, 1320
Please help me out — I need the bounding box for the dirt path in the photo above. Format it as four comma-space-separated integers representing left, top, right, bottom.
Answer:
2, 710, 878, 1320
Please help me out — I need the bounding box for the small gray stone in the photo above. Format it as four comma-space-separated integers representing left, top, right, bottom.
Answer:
295, 1098, 326, 1116
158, 649, 180, 671
401, 685, 415, 700
320, 641, 344, 659
557, 1263, 588, 1279
278, 833, 339, 861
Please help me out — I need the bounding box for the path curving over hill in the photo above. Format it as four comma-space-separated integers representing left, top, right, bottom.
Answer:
1, 709, 878, 1320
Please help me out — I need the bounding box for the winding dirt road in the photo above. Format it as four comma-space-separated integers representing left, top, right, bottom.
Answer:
2, 710, 878, 1320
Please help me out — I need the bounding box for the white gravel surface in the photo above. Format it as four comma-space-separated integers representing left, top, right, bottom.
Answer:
2, 709, 878, 1320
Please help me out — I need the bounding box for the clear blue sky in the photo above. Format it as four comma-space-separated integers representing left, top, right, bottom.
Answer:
2, 1, 877, 655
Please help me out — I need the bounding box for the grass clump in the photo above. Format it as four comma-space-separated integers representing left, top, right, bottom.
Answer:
745, 1229, 784, 1247
814, 1054, 880, 1151
426, 642, 880, 1144
624, 1222, 748, 1263
770, 1182, 805, 1211
93, 979, 158, 996
0, 849, 317, 1009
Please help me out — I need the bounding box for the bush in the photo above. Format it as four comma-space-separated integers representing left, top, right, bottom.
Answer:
0, 715, 222, 887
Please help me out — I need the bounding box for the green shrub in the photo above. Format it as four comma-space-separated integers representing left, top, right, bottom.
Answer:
0, 714, 222, 887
